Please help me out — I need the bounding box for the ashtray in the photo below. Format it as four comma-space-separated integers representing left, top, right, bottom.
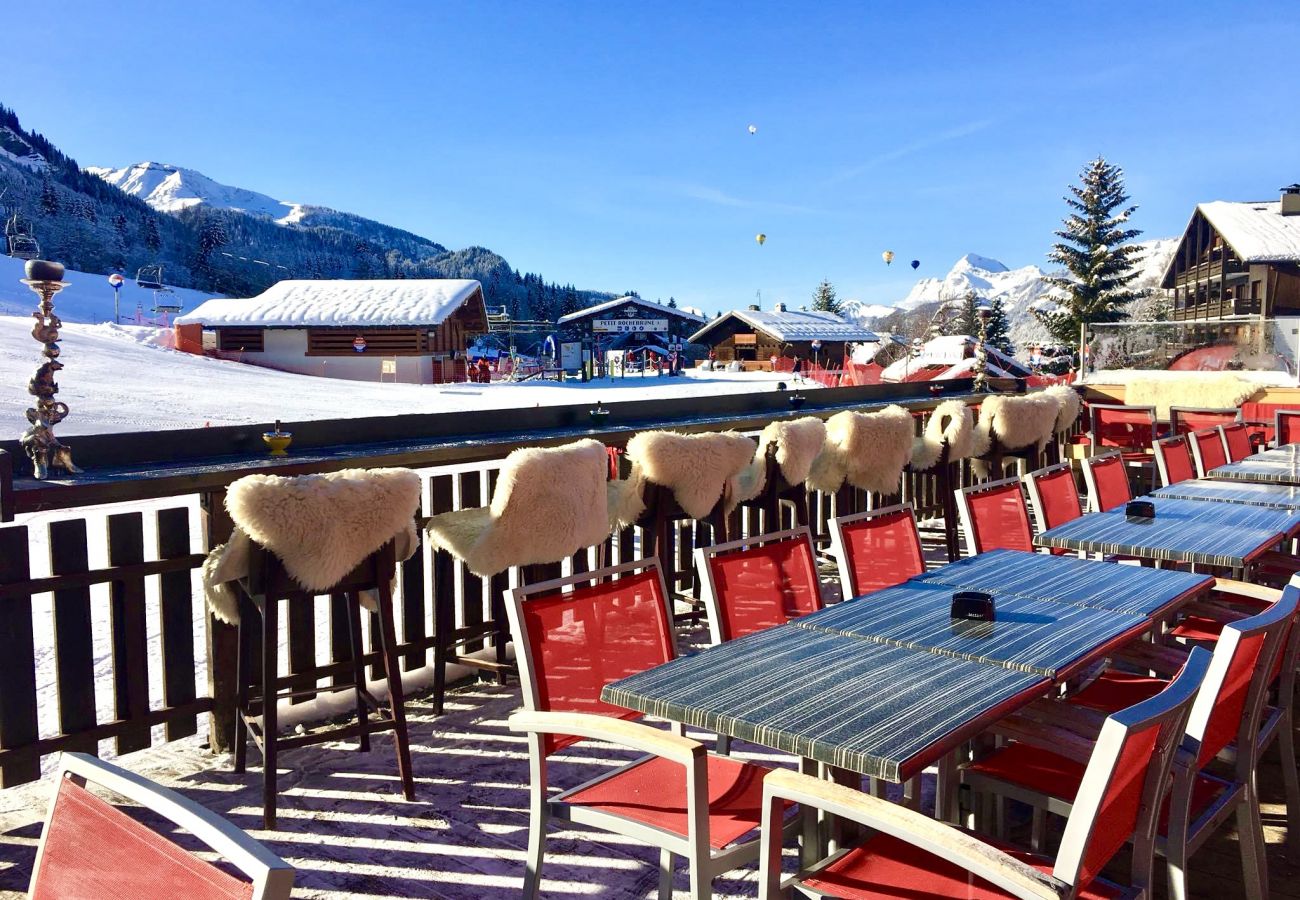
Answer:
951, 590, 995, 623
1125, 499, 1155, 522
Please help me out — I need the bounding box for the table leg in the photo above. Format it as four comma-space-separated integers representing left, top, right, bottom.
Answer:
798, 757, 821, 868
935, 750, 960, 824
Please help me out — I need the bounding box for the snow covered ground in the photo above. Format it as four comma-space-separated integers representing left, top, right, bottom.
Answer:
0, 253, 218, 324
0, 313, 814, 435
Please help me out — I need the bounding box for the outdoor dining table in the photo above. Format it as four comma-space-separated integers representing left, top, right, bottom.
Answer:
1035, 495, 1294, 568
1153, 477, 1300, 511
1209, 446, 1300, 486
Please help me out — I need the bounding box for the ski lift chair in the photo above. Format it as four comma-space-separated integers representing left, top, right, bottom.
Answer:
5, 212, 40, 260
136, 264, 166, 291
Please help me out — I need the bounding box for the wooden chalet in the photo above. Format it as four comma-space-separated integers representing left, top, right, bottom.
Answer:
688, 303, 879, 370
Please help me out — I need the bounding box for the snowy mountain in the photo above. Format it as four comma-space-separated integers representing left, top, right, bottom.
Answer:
852, 239, 1179, 348
0, 125, 49, 172
86, 162, 308, 223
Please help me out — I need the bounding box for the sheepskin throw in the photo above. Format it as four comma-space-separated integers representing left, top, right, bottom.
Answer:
1123, 373, 1257, 420
808, 405, 915, 495
426, 439, 611, 577
727, 417, 827, 509
971, 392, 1062, 458
203, 468, 422, 624
620, 430, 756, 522
1044, 384, 1083, 434
910, 400, 975, 471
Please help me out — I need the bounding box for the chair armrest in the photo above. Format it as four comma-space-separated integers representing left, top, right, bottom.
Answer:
763, 769, 1069, 900
508, 710, 703, 765
1183, 599, 1252, 623
1114, 641, 1187, 677
1213, 577, 1283, 605
983, 711, 1097, 765
1013, 698, 1106, 741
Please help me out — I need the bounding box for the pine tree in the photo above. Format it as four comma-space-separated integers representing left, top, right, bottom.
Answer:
666, 297, 677, 308
39, 172, 59, 217
811, 278, 843, 315
945, 291, 981, 337
143, 216, 162, 254
985, 297, 1014, 355
1035, 157, 1144, 346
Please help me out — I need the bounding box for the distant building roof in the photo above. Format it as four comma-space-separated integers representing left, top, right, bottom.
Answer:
557, 295, 706, 325
689, 307, 879, 344
1191, 201, 1300, 264
879, 334, 1029, 382
176, 279, 483, 328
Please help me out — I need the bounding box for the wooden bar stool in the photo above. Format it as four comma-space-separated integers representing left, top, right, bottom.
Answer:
233, 540, 415, 829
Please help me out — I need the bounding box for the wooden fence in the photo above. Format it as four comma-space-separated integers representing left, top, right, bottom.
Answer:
0, 380, 1039, 788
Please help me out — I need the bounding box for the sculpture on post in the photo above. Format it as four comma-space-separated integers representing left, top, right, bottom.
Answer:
20, 259, 80, 479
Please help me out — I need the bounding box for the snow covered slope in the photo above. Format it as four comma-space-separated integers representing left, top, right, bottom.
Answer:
86, 161, 307, 223
0, 125, 49, 172
0, 254, 220, 324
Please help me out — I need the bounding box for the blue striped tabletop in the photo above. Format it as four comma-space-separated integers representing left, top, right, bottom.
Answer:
792, 582, 1146, 678
1210, 456, 1300, 486
1132, 495, 1300, 534
1152, 478, 1300, 511
602, 626, 1047, 781
1035, 508, 1281, 567
916, 549, 1210, 617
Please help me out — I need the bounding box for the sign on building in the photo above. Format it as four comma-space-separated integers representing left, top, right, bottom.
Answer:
560, 341, 583, 371
592, 317, 669, 333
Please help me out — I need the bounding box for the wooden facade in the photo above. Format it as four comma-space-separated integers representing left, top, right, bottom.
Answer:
689, 307, 874, 368
1164, 202, 1300, 322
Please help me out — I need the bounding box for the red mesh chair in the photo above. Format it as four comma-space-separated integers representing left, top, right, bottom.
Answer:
1023, 462, 1082, 534
1188, 427, 1229, 478
829, 502, 926, 600
1220, 422, 1255, 462
29, 753, 293, 900
1275, 410, 1300, 447
696, 526, 822, 644
1169, 406, 1240, 436
761, 647, 1210, 900
955, 477, 1035, 557
1153, 434, 1196, 487
967, 583, 1298, 900
1080, 451, 1132, 512
1090, 403, 1157, 490
506, 558, 775, 898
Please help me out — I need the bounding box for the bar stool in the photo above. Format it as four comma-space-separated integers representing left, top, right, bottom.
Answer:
617, 429, 756, 612
908, 399, 974, 561
727, 416, 826, 536
424, 439, 614, 714
234, 541, 414, 829
202, 467, 423, 830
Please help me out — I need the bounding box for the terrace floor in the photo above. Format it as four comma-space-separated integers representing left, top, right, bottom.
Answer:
1, 618, 1297, 900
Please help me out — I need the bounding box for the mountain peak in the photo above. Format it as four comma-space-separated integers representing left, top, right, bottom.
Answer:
953, 253, 1008, 273
88, 160, 308, 222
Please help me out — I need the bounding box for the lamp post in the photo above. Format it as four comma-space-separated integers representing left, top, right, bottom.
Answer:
973, 301, 993, 393
20, 259, 81, 479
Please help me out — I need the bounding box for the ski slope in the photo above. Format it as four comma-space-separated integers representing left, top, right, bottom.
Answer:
0, 254, 218, 324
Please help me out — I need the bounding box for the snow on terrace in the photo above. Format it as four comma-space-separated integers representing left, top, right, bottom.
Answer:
0, 315, 815, 435
176, 279, 482, 328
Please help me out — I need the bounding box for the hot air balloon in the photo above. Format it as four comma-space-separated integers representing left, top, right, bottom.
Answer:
748, 124, 757, 135
756, 233, 767, 246
881, 250, 895, 266
911, 259, 920, 270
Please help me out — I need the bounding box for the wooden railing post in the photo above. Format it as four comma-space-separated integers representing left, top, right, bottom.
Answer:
201, 488, 238, 753
0, 449, 13, 523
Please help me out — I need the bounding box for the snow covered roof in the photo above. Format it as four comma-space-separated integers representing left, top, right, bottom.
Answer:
557, 296, 706, 325
690, 308, 879, 344
1198, 201, 1300, 263
176, 279, 484, 328
878, 335, 1029, 382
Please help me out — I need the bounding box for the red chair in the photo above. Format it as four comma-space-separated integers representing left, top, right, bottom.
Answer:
955, 477, 1035, 556
1080, 451, 1132, 512
1169, 406, 1240, 435
506, 558, 775, 898
1090, 403, 1158, 489
967, 582, 1298, 900
1276, 410, 1300, 447
695, 526, 823, 644
29, 752, 294, 899
760, 647, 1210, 900
1022, 462, 1082, 534
1188, 427, 1229, 478
1153, 434, 1196, 487
828, 502, 926, 600
1220, 422, 1255, 462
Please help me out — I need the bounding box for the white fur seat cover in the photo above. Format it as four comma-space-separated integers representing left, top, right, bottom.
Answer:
727, 416, 827, 509
808, 405, 915, 495
1044, 384, 1083, 434
202, 467, 422, 624
425, 439, 611, 577
910, 400, 975, 471
618, 430, 756, 523
971, 392, 1061, 457
1123, 373, 1257, 420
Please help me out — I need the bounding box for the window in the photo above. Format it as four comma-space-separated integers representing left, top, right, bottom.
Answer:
217, 328, 263, 352
307, 328, 424, 356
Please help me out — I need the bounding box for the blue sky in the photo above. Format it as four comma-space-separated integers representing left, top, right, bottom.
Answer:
12, 1, 1300, 312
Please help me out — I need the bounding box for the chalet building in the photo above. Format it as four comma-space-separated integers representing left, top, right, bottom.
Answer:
688, 304, 879, 370
1163, 184, 1300, 321
555, 296, 707, 372
175, 279, 488, 383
